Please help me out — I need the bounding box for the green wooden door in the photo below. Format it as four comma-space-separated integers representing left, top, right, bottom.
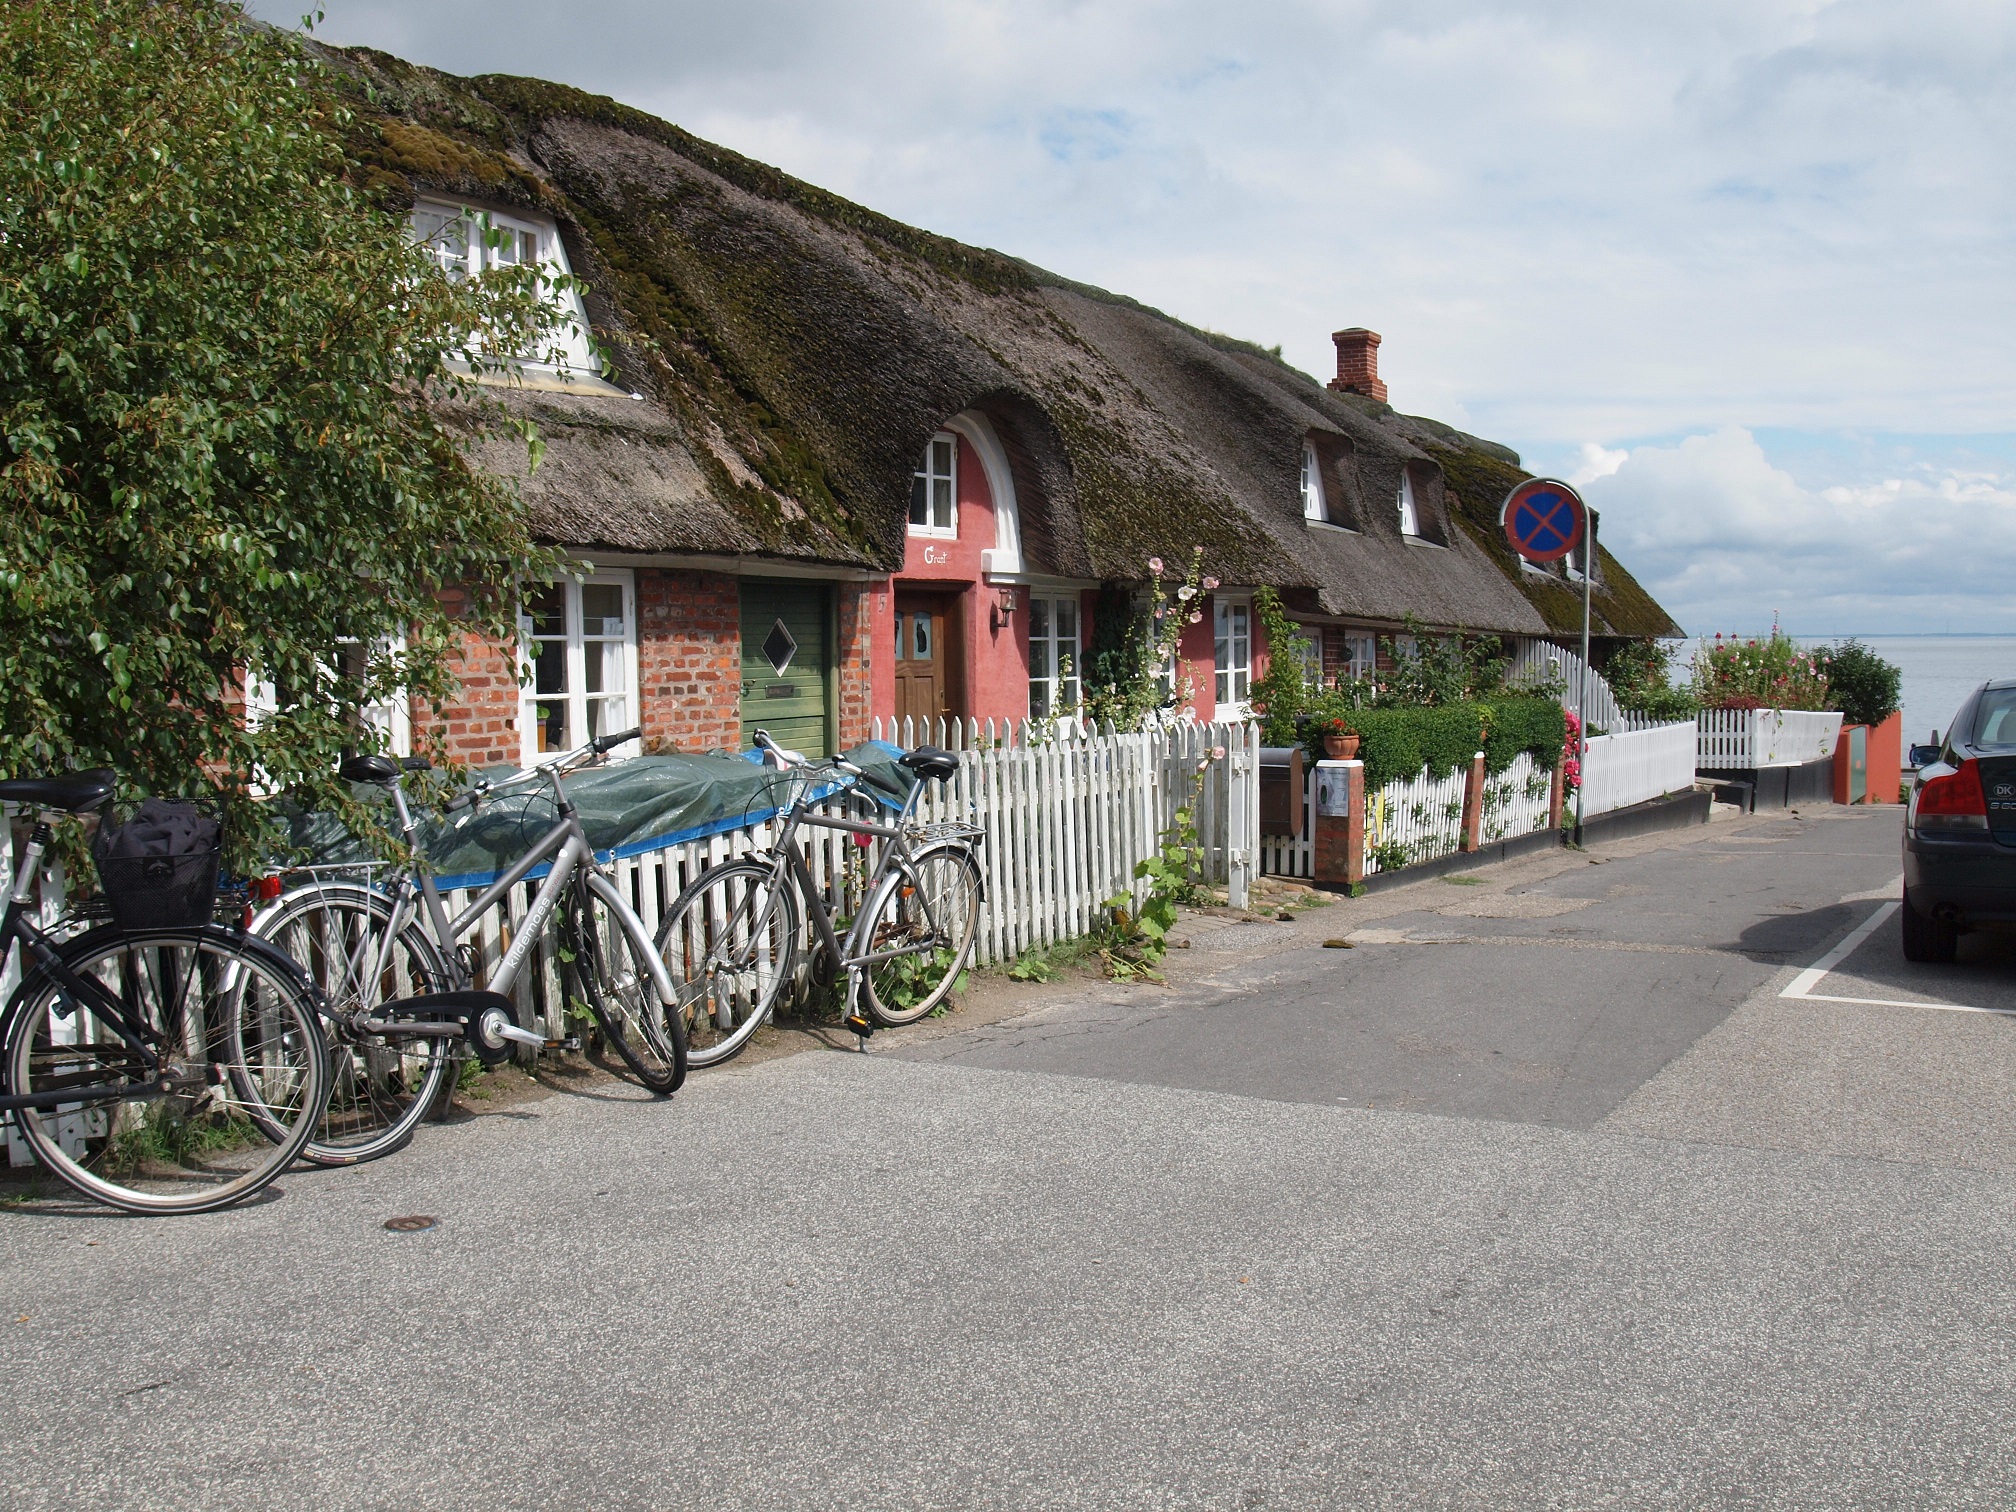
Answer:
740, 581, 833, 757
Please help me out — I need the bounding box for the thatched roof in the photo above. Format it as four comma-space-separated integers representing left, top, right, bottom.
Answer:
331, 47, 1681, 640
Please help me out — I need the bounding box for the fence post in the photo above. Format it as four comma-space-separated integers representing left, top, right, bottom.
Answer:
1460, 751, 1486, 852
1312, 759, 1364, 889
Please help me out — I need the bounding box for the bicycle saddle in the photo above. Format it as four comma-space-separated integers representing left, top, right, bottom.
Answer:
899, 746, 959, 783
339, 754, 399, 784
0, 770, 115, 813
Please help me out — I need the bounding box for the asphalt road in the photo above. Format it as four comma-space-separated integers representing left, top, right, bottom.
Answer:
7, 804, 2016, 1510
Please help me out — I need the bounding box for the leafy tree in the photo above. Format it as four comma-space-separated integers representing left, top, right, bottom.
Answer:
1249, 586, 1314, 745
1, 0, 577, 864
1817, 640, 1902, 728
1601, 638, 1697, 722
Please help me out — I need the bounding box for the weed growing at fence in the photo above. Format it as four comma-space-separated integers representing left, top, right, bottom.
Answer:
1602, 640, 1698, 722
1095, 752, 1216, 980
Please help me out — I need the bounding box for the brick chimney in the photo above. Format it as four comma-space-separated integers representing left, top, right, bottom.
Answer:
1329, 328, 1387, 403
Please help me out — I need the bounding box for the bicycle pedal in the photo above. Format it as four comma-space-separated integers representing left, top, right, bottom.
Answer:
842, 1012, 876, 1038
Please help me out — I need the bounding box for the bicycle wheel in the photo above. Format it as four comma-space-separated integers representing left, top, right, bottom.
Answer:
253, 883, 454, 1165
858, 845, 982, 1027
566, 872, 686, 1094
656, 859, 800, 1068
3, 926, 329, 1215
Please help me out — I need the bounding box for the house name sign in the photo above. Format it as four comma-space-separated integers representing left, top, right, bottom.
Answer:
1499, 478, 1586, 564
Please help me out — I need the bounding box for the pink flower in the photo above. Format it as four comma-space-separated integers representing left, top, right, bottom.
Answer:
1188, 609, 1202, 624
1202, 576, 1220, 591
1148, 556, 1164, 575
1211, 745, 1227, 760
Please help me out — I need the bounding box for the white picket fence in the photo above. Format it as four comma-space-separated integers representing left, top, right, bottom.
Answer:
1261, 749, 1555, 881
1363, 762, 1472, 876
1696, 708, 1843, 770
1480, 753, 1555, 842
1506, 640, 1668, 734
428, 715, 1262, 1035
1579, 721, 1699, 818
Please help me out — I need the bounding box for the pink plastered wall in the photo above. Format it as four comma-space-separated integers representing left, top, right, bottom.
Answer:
869, 431, 1033, 731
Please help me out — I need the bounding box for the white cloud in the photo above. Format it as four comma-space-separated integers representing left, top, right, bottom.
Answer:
1568, 444, 1629, 487
1583, 428, 2016, 635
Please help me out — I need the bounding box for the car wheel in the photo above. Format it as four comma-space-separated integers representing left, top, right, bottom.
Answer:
1901, 888, 1959, 964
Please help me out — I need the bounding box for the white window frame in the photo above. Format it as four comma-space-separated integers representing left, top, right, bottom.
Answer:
1028, 594, 1082, 721
1341, 633, 1378, 683
1213, 596, 1252, 714
909, 432, 959, 538
410, 199, 597, 375
1300, 443, 1327, 522
519, 570, 640, 766
1398, 470, 1421, 537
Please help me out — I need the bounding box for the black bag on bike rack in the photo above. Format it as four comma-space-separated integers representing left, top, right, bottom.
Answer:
91, 798, 222, 930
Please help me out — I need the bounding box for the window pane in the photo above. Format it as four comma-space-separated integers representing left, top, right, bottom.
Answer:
932, 478, 952, 530
1031, 636, 1050, 684
535, 699, 568, 753
527, 585, 566, 639
892, 613, 906, 661
1031, 678, 1051, 719
913, 614, 932, 659
533, 638, 567, 697
581, 584, 624, 637
932, 438, 953, 476
1055, 599, 1077, 640
1029, 598, 1049, 639
909, 476, 928, 526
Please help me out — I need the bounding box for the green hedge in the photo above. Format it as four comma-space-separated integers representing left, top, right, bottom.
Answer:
1302, 697, 1565, 792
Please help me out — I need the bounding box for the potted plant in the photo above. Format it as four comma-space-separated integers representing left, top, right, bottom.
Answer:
1312, 714, 1360, 761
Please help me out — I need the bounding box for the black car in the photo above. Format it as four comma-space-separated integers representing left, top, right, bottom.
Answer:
1902, 678, 2016, 961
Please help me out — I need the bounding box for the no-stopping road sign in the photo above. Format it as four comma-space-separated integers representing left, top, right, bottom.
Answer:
1499, 478, 1586, 563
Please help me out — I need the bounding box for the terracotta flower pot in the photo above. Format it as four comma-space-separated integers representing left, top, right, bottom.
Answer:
1322, 732, 1361, 760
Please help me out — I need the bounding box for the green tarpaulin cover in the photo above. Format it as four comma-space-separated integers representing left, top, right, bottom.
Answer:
280, 742, 916, 890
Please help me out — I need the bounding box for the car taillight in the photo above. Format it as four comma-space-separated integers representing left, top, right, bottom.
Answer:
1917, 759, 1989, 832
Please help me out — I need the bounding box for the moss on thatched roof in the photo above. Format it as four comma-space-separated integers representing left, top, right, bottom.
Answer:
324, 45, 1677, 638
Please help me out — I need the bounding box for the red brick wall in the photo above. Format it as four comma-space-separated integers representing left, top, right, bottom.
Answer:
837, 582, 873, 747
637, 569, 740, 754
411, 596, 520, 767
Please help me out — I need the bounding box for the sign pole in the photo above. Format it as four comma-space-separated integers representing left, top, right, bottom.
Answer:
1496, 476, 1593, 846
1575, 511, 1594, 845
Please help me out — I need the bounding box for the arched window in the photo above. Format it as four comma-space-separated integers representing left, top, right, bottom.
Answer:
1300, 443, 1326, 522
1397, 470, 1421, 537
909, 433, 957, 537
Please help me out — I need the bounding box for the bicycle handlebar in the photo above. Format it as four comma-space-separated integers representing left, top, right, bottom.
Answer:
592, 726, 641, 755
753, 728, 906, 801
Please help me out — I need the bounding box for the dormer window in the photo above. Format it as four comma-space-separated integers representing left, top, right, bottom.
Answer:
909, 433, 957, 537
409, 199, 595, 375
1300, 443, 1326, 522
1397, 470, 1421, 536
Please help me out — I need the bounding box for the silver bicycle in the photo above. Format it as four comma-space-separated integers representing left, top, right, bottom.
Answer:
252, 728, 685, 1164
656, 729, 983, 1067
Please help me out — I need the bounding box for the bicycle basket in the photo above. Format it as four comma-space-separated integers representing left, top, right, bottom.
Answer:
91, 798, 222, 931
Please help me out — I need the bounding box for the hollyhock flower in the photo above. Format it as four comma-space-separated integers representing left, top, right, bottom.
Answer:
1148, 556, 1164, 574
1188, 609, 1202, 624
1176, 585, 1195, 601
1202, 576, 1220, 591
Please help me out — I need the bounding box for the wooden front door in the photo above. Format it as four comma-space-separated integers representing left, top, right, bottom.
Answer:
892, 594, 958, 734
739, 581, 832, 757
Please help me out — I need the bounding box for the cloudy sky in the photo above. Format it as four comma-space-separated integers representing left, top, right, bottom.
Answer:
253, 0, 2016, 637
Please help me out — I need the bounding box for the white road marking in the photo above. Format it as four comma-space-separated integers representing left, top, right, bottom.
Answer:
1782, 901, 1900, 998
1838, 874, 1905, 903
1782, 892, 2015, 1017
1785, 991, 2016, 1019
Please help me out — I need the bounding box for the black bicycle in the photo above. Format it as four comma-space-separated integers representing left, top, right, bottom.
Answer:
0, 774, 330, 1214
655, 730, 983, 1066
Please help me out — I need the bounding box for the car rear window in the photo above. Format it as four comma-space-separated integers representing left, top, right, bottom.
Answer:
1972, 688, 2016, 748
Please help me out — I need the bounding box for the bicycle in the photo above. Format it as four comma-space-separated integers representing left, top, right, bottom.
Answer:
250, 728, 686, 1149
0, 773, 331, 1214
655, 728, 983, 1067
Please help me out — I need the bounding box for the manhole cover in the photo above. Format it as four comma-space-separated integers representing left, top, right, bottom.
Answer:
382, 1215, 437, 1233
761, 617, 797, 675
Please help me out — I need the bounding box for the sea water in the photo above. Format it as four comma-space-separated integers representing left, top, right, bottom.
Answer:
1848, 637, 2016, 749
